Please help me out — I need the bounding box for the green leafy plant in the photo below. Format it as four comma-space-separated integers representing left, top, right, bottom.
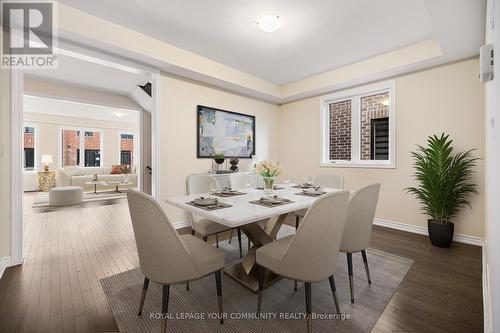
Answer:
120, 165, 131, 174
405, 133, 479, 224
213, 152, 225, 160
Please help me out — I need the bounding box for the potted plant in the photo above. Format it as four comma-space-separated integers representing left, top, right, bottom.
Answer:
256, 160, 284, 194
405, 134, 479, 248
213, 152, 225, 165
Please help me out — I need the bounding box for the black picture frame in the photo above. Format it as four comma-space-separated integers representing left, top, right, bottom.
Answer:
197, 105, 256, 158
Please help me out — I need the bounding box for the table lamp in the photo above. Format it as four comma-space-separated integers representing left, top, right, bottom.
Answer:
41, 154, 53, 172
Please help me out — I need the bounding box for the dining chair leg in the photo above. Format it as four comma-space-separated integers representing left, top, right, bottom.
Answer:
257, 267, 266, 316
237, 228, 243, 258
328, 275, 340, 314
215, 270, 224, 324
305, 282, 312, 333
295, 216, 299, 230
161, 284, 170, 333
228, 229, 234, 244
294, 280, 297, 291
248, 240, 251, 252
191, 228, 195, 236
361, 250, 372, 284
203, 235, 208, 242
138, 277, 149, 316
186, 282, 190, 291
347, 252, 354, 303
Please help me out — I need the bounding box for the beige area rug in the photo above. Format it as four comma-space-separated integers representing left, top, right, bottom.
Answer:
32, 190, 126, 208
100, 227, 413, 333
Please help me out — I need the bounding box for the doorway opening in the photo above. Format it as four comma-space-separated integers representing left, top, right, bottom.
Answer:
10, 41, 161, 266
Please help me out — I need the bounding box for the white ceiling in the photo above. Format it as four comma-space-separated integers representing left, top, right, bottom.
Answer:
24, 53, 151, 96
24, 95, 140, 124
58, 0, 484, 85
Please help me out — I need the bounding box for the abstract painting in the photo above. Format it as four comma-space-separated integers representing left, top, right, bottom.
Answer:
197, 105, 255, 158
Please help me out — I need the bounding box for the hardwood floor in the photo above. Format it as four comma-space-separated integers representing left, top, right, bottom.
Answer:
0, 196, 483, 332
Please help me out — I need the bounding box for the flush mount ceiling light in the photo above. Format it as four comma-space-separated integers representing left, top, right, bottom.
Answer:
257, 13, 282, 33
114, 111, 125, 118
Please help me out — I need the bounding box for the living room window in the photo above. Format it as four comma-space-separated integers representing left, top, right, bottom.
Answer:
23, 125, 36, 172
84, 131, 101, 167
120, 133, 134, 165
320, 81, 396, 168
61, 128, 103, 167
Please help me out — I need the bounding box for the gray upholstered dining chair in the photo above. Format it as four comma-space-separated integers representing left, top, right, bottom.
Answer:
256, 191, 350, 333
293, 173, 345, 229
340, 183, 380, 303
127, 190, 225, 333
187, 174, 244, 258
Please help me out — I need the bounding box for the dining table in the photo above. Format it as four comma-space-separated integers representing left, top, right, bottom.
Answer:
165, 184, 344, 292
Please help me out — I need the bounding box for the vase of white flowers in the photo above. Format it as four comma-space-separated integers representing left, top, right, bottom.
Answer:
256, 160, 284, 194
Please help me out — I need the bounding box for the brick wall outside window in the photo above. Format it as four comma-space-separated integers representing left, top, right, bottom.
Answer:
360, 92, 389, 160
120, 138, 134, 157
329, 100, 351, 160
84, 132, 101, 150
62, 130, 101, 166
24, 132, 34, 149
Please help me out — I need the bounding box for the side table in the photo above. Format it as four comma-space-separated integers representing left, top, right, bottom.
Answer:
38, 170, 56, 192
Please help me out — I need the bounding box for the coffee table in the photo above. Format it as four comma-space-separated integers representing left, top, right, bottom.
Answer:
106, 181, 134, 193
85, 181, 107, 194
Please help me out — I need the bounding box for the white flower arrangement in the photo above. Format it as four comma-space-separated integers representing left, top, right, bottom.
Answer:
255, 160, 284, 178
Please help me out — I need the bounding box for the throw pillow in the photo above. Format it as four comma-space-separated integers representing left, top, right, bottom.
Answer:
111, 165, 123, 174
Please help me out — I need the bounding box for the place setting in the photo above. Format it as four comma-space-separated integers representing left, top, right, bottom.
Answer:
186, 196, 232, 211
249, 194, 294, 208
295, 187, 327, 197
212, 186, 247, 197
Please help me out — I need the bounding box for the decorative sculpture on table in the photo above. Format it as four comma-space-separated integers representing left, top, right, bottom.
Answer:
229, 158, 239, 173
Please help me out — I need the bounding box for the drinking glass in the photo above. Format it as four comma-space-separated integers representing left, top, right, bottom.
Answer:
209, 181, 219, 195
244, 178, 252, 191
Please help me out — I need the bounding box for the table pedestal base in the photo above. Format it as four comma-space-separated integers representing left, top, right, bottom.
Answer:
224, 263, 282, 293
223, 213, 289, 292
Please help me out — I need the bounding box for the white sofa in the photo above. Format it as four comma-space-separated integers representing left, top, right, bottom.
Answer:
56, 166, 138, 191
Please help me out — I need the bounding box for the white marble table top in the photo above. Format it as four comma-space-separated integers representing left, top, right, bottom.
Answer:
164, 184, 345, 228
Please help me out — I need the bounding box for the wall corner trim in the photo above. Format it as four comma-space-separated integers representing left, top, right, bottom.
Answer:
373, 218, 485, 247
0, 256, 13, 280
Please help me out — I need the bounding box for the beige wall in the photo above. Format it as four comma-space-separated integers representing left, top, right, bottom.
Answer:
159, 74, 280, 223
0, 69, 11, 261
23, 112, 139, 190
279, 59, 485, 238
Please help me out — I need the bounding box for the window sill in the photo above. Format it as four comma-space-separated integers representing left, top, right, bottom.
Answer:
320, 162, 396, 169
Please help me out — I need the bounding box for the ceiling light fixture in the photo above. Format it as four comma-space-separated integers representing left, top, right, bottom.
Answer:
257, 13, 282, 33
114, 111, 125, 118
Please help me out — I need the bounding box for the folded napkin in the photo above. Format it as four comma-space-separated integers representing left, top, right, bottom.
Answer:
260, 196, 291, 204
192, 197, 218, 206
303, 188, 326, 195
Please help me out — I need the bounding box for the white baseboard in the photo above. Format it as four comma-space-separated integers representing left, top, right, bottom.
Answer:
373, 218, 485, 247
0, 256, 12, 280
173, 220, 192, 230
